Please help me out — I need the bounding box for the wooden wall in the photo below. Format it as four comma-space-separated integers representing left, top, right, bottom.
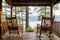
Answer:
54, 21, 60, 34
0, 0, 2, 38
2, 22, 8, 33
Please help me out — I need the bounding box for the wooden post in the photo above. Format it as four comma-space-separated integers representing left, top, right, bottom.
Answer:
51, 2, 53, 25
0, 0, 2, 38
8, 1, 13, 34
11, 2, 13, 18
50, 1, 53, 34
45, 6, 46, 17
10, 1, 13, 26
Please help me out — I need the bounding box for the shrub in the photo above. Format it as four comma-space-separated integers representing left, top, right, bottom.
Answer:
26, 27, 36, 32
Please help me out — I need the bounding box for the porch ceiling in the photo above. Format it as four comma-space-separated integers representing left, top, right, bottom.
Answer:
5, 0, 60, 6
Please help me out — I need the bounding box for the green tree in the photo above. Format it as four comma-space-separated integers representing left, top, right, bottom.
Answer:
16, 6, 26, 27
37, 6, 50, 21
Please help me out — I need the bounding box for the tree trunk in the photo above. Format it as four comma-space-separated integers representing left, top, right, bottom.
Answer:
15, 7, 18, 25
26, 6, 29, 31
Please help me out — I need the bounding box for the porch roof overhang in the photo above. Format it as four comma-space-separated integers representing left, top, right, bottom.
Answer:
5, 0, 60, 6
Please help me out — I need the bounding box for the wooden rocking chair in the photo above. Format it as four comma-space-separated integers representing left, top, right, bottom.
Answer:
39, 16, 54, 37
7, 17, 19, 35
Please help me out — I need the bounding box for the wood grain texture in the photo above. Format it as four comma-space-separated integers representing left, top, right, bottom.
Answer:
0, 0, 2, 38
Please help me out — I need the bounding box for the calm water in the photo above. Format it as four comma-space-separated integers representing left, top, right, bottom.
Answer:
55, 16, 60, 22
23, 15, 60, 28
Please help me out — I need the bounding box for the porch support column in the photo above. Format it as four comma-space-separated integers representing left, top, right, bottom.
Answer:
11, 1, 13, 18
0, 0, 2, 38
26, 6, 29, 31
50, 2, 53, 25
50, 1, 54, 34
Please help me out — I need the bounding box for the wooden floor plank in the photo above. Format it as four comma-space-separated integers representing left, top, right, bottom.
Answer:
2, 32, 51, 40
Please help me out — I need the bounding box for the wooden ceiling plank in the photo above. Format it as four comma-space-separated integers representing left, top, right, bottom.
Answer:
5, 0, 60, 6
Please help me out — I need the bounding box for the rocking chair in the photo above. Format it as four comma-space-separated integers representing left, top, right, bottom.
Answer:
7, 17, 19, 35
39, 16, 54, 37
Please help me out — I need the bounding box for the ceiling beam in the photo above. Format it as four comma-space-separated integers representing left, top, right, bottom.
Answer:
5, 0, 60, 6
12, 2, 50, 6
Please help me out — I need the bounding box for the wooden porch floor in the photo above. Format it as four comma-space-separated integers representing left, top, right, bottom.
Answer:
2, 32, 52, 40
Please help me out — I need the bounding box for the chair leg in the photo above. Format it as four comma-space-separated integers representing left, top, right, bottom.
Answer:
9, 30, 11, 35
39, 28, 41, 38
40, 30, 41, 37
39, 32, 41, 39
49, 30, 52, 37
17, 30, 19, 35
40, 28, 41, 37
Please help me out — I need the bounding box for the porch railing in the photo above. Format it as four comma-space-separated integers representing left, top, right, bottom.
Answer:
54, 21, 60, 37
